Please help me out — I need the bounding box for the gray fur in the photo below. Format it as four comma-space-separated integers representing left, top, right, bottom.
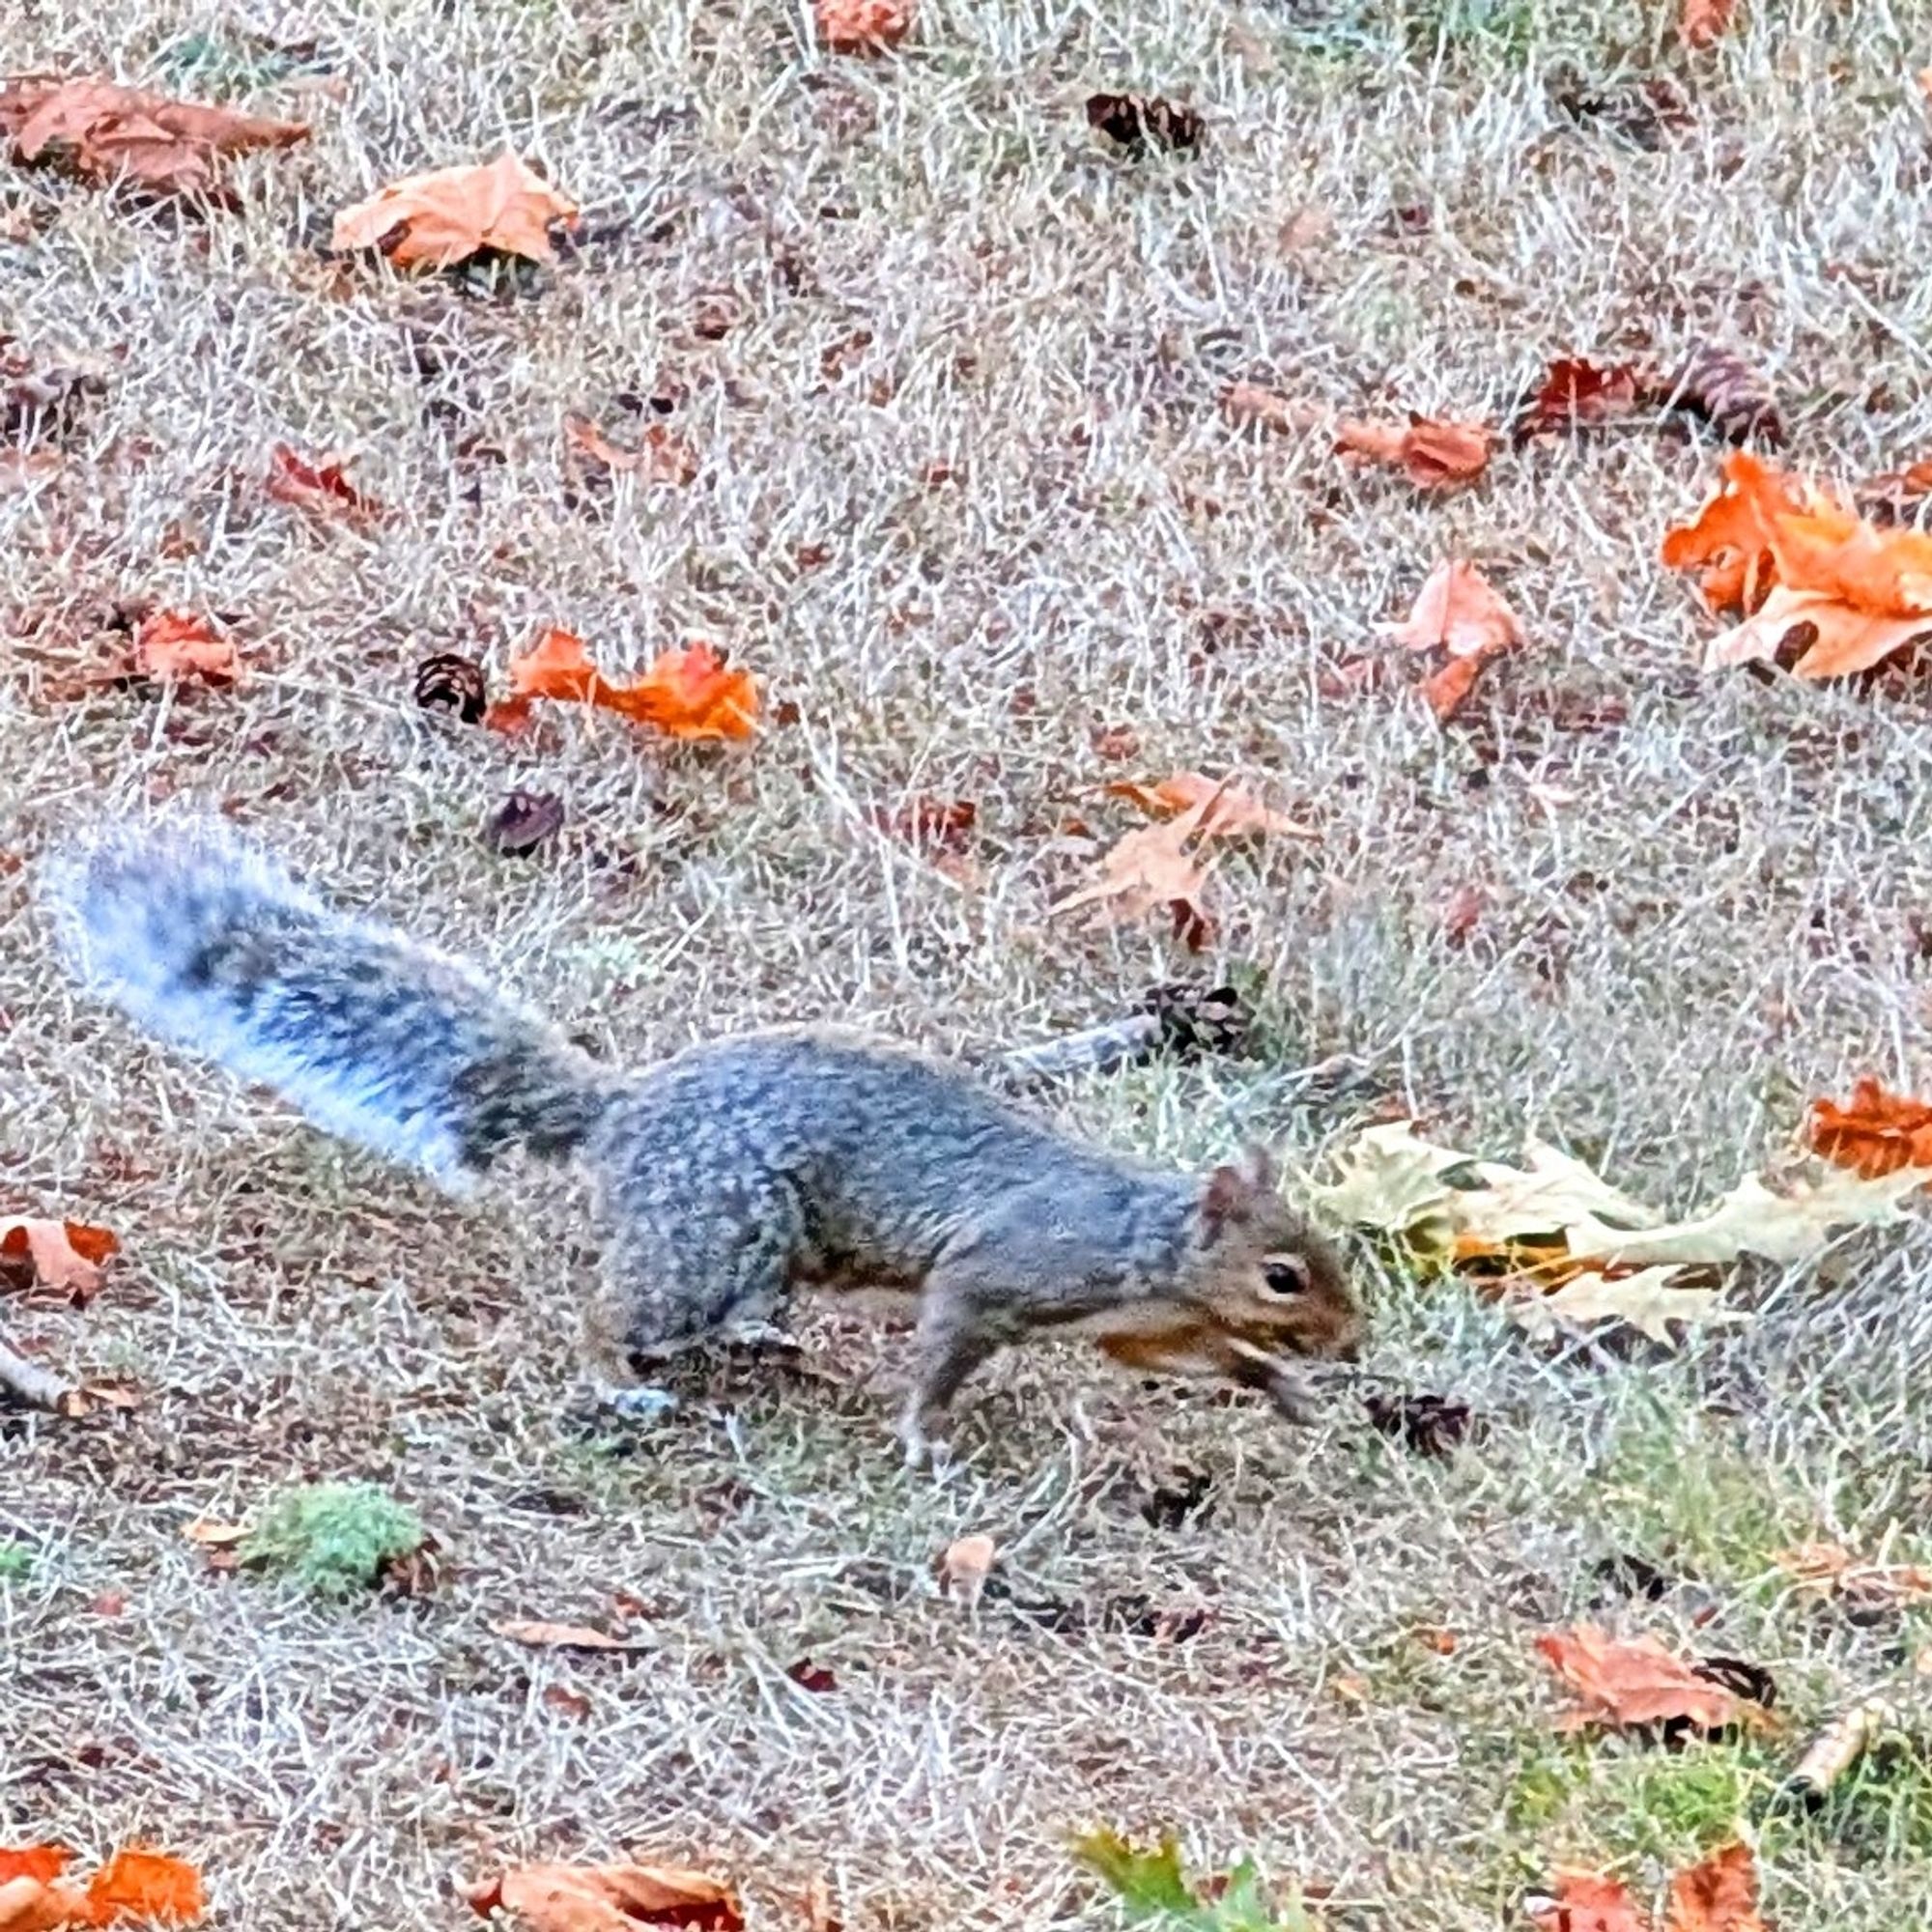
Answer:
46, 819, 1362, 1456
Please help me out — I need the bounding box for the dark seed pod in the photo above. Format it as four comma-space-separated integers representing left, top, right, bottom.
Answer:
413, 651, 489, 724
482, 789, 565, 856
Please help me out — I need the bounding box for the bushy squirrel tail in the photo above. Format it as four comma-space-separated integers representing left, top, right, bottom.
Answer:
43, 819, 612, 1187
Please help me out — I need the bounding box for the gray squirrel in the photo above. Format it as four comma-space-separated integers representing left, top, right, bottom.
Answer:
45, 819, 1362, 1463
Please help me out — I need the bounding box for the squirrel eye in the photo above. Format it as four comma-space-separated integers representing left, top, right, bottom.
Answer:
1263, 1259, 1309, 1298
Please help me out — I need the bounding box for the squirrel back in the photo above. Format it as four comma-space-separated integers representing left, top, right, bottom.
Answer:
44, 820, 608, 1187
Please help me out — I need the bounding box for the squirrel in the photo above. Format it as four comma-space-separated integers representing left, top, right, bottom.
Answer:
43, 819, 1364, 1464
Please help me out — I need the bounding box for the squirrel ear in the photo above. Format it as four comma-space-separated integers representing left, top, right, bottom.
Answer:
1201, 1146, 1281, 1242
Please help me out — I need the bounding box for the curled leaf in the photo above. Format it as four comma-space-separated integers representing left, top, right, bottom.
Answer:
487, 630, 758, 742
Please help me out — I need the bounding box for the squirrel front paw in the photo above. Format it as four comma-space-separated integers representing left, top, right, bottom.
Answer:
1264, 1367, 1321, 1426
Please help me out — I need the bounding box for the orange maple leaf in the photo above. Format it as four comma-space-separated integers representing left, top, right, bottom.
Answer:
0, 1844, 202, 1930
487, 630, 759, 741
1663, 1843, 1765, 1932
468, 1860, 743, 1931
1528, 1869, 1646, 1932
1336, 413, 1492, 490
1533, 1625, 1750, 1733
815, 0, 912, 53
133, 611, 237, 683
331, 153, 579, 270
1662, 452, 1932, 675
0, 1217, 119, 1298
83, 1849, 205, 1925
1806, 1075, 1932, 1180
0, 75, 307, 201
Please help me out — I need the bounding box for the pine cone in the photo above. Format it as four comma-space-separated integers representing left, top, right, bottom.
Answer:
413, 651, 488, 724
1142, 981, 1250, 1059
1662, 343, 1785, 447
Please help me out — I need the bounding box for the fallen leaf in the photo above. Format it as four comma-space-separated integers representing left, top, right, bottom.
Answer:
1679, 0, 1740, 49
562, 413, 697, 488
1526, 1870, 1646, 1932
815, 0, 910, 53
0, 1853, 69, 1889
470, 1861, 743, 1931
266, 443, 380, 521
786, 1659, 838, 1693
1316, 1117, 1928, 1345
0, 73, 307, 201
1776, 1541, 1932, 1607
0, 1218, 117, 1298
134, 611, 237, 684
331, 152, 579, 270
1416, 654, 1488, 723
1386, 561, 1523, 722
0, 1844, 203, 1931
1807, 1075, 1932, 1179
487, 630, 759, 742
1663, 1843, 1764, 1932
937, 1532, 996, 1606
492, 1619, 636, 1652
1508, 1266, 1743, 1346
1104, 772, 1317, 839
1662, 451, 1932, 676
1336, 413, 1493, 490
1535, 1625, 1749, 1733
84, 1849, 204, 1924
1221, 380, 1323, 438
1086, 94, 1205, 156
182, 1519, 249, 1547
1388, 561, 1524, 658
1048, 793, 1221, 951
1515, 357, 1642, 442
868, 797, 978, 852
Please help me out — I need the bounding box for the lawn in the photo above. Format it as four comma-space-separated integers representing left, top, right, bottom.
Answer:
7, 0, 1932, 1925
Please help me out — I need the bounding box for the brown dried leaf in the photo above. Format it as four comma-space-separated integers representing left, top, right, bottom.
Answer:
491, 1619, 637, 1652
1337, 413, 1493, 490
1104, 772, 1317, 840
469, 1860, 744, 1931
331, 152, 579, 270
0, 73, 307, 200
936, 1533, 996, 1606
1534, 1624, 1751, 1733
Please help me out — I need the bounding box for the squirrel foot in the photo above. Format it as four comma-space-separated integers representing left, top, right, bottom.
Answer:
896, 1412, 957, 1477
600, 1383, 682, 1422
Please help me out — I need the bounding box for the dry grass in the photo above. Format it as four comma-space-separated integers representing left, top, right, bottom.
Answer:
8, 0, 1932, 1924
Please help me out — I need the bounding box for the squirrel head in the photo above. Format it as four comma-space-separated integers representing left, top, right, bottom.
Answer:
1187, 1145, 1363, 1362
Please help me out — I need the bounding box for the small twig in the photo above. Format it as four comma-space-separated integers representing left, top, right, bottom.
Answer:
0, 1326, 76, 1412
